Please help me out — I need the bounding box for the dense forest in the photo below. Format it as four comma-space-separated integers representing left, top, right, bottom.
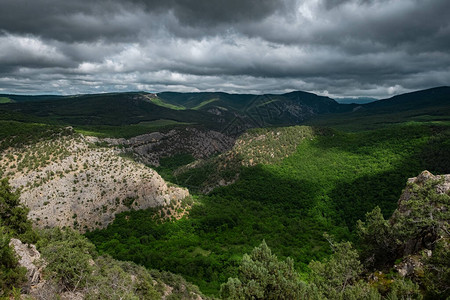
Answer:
86, 122, 450, 296
1, 88, 449, 299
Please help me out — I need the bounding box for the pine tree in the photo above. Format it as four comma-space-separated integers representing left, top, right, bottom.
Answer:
220, 240, 304, 299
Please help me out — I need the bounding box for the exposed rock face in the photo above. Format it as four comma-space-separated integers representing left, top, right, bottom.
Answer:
392, 170, 450, 256
398, 170, 450, 212
394, 251, 432, 278
95, 127, 235, 166
1, 134, 189, 231
9, 238, 43, 292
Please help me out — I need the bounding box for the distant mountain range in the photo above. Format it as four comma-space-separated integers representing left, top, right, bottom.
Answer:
334, 97, 377, 104
0, 86, 448, 135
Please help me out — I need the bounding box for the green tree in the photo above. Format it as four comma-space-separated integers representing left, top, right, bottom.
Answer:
220, 240, 304, 300
0, 226, 27, 297
390, 179, 449, 255
357, 206, 396, 267
38, 228, 96, 291
0, 178, 37, 243
308, 235, 383, 300
86, 255, 161, 300
422, 238, 450, 299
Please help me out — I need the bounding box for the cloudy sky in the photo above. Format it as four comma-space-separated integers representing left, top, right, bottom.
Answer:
0, 0, 449, 98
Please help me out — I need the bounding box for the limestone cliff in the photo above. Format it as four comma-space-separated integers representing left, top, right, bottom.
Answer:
0, 133, 189, 231
96, 127, 235, 166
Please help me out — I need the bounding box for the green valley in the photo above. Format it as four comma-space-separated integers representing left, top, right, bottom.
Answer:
1, 87, 449, 299
86, 122, 450, 295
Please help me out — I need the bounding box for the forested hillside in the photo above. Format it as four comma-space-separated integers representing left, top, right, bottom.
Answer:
87, 122, 450, 295
1, 87, 449, 299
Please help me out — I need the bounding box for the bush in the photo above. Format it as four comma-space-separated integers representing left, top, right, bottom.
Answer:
0, 227, 27, 297
0, 178, 37, 243
38, 228, 96, 291
220, 240, 305, 299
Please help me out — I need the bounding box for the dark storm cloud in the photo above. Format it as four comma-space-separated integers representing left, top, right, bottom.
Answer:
0, 0, 284, 42
0, 0, 449, 97
131, 0, 283, 25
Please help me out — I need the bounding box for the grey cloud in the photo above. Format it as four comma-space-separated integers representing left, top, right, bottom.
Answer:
125, 0, 289, 27
0, 0, 449, 98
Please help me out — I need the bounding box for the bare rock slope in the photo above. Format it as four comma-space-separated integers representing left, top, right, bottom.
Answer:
100, 127, 235, 166
0, 133, 189, 231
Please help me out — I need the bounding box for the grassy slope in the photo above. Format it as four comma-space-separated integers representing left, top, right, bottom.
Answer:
192, 99, 218, 110
147, 96, 186, 110
0, 97, 13, 103
85, 122, 450, 296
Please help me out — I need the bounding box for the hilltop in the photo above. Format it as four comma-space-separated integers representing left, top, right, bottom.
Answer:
0, 127, 190, 231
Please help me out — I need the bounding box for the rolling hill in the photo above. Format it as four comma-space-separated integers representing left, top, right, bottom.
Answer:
1, 86, 450, 298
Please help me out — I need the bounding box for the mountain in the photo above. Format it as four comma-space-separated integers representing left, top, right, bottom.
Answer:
0, 92, 217, 126
0, 90, 353, 137
306, 86, 450, 130
1, 87, 449, 138
364, 86, 450, 111
157, 90, 351, 134
334, 97, 377, 104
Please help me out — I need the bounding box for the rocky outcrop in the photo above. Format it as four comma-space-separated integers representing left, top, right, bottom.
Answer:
394, 250, 431, 278
0, 134, 189, 231
398, 170, 450, 211
94, 127, 235, 166
9, 238, 43, 292
392, 170, 450, 256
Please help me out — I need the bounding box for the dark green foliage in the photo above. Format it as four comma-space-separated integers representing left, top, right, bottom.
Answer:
38, 228, 204, 299
0, 178, 35, 296
220, 240, 304, 299
122, 197, 136, 209
417, 126, 450, 174
386, 278, 422, 300
422, 239, 450, 299
0, 227, 27, 297
87, 123, 450, 295
306, 87, 450, 131
391, 179, 449, 250
0, 93, 218, 135
86, 255, 162, 299
86, 192, 337, 295
0, 178, 37, 243
357, 207, 397, 267
38, 228, 97, 290
0, 120, 71, 151
307, 237, 423, 299
308, 239, 366, 299
155, 153, 196, 183
75, 120, 193, 138
358, 178, 449, 298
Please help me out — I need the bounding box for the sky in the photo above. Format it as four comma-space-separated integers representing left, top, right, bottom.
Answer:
0, 0, 449, 98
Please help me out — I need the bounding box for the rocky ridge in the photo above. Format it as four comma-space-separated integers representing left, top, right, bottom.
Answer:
97, 127, 235, 167
390, 171, 449, 281
175, 126, 321, 193
393, 170, 450, 256
0, 133, 189, 231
